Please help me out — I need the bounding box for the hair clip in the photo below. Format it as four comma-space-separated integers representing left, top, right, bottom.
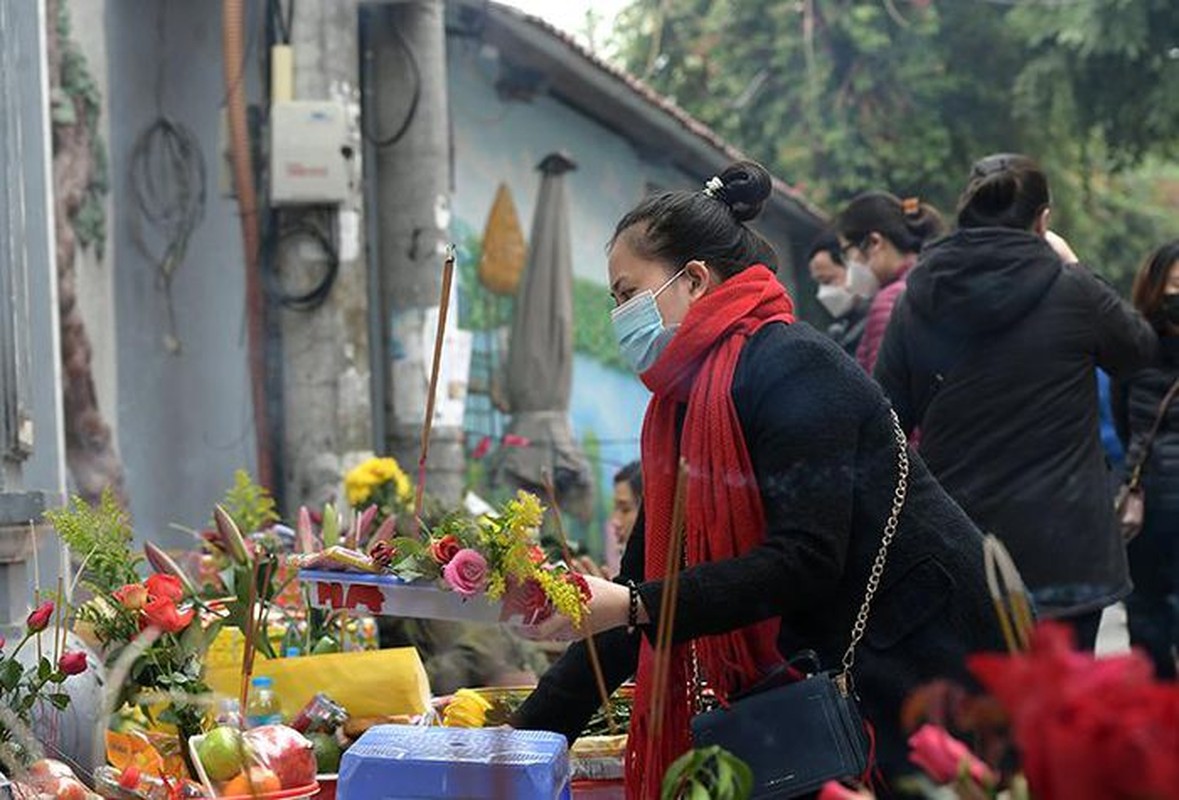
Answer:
902, 197, 921, 216
702, 176, 724, 198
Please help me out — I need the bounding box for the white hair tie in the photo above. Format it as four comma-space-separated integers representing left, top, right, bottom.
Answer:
702, 176, 724, 198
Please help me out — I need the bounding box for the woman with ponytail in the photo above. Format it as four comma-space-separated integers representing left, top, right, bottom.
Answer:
875, 153, 1157, 650
836, 192, 945, 373
510, 161, 1003, 796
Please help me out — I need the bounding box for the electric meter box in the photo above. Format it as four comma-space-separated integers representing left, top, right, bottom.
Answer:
270, 100, 351, 205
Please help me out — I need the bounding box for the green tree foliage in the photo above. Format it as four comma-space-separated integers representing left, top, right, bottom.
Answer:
612, 0, 1179, 288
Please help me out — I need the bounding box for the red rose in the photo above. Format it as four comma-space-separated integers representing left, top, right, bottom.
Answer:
57, 650, 88, 676
429, 534, 462, 566
113, 583, 148, 610
565, 571, 592, 603
141, 596, 195, 634
145, 573, 184, 603
26, 601, 54, 633
502, 578, 553, 625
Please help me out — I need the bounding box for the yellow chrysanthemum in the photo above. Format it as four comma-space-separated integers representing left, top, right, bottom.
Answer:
535, 569, 585, 627
507, 491, 544, 531
343, 457, 413, 509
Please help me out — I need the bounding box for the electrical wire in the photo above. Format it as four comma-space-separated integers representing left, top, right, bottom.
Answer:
362, 14, 422, 148
268, 215, 340, 312
128, 117, 207, 354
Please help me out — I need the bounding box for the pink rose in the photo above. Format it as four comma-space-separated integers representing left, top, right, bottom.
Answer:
818, 782, 875, 800
442, 549, 489, 597
908, 724, 996, 787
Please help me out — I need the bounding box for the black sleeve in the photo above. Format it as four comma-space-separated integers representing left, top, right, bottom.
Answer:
872, 300, 918, 433
510, 512, 646, 741
1079, 266, 1157, 377
636, 335, 858, 644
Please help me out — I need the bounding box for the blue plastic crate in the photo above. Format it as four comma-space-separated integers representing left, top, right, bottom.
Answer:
338, 725, 572, 799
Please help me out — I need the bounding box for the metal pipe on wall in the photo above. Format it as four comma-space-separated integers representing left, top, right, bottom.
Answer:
223, 0, 275, 492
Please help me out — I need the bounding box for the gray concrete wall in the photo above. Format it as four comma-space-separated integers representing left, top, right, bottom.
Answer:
105, 0, 260, 544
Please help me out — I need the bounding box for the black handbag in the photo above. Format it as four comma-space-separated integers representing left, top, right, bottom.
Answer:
690, 410, 911, 799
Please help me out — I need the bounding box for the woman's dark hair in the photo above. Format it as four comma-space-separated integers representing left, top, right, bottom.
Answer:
1131, 239, 1179, 333
609, 160, 778, 278
957, 153, 1050, 231
613, 461, 642, 498
835, 192, 944, 255
807, 232, 843, 266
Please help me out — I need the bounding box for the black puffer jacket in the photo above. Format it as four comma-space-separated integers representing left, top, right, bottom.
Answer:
874, 228, 1157, 616
1114, 335, 1179, 509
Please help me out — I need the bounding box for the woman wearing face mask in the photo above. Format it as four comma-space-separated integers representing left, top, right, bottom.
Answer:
1114, 240, 1179, 678
509, 161, 1004, 795
809, 233, 869, 356
875, 154, 1157, 651
836, 193, 945, 373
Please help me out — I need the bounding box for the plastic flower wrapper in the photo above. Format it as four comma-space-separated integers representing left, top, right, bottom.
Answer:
191, 724, 317, 797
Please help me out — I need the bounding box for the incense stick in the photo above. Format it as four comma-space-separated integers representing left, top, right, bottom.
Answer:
644, 459, 689, 797
540, 471, 616, 735
413, 245, 457, 539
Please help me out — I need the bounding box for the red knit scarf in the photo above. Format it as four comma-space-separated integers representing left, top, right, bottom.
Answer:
625, 265, 796, 799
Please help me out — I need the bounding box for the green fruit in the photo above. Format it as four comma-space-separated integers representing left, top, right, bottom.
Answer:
197, 726, 247, 782
309, 733, 342, 774
311, 635, 340, 655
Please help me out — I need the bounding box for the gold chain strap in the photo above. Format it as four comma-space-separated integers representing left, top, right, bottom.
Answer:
837, 409, 910, 694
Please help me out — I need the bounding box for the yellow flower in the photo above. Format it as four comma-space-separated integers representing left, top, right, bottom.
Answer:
507, 491, 544, 531
535, 569, 585, 627
344, 457, 413, 509
443, 689, 493, 728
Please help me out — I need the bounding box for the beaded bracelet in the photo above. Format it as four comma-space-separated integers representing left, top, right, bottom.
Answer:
626, 580, 640, 633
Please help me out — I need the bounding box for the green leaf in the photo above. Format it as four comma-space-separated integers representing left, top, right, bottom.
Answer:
0, 659, 21, 690
389, 537, 426, 558
37, 657, 52, 682
688, 783, 710, 800
48, 693, 71, 710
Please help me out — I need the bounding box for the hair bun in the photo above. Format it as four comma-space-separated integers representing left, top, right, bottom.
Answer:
717, 160, 772, 223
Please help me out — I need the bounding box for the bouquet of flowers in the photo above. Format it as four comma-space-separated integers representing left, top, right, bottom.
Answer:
47, 490, 219, 778
294, 487, 592, 627
819, 621, 1179, 800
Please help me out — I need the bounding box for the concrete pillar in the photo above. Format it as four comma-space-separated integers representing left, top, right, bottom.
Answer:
372, 0, 464, 504
280, 0, 375, 511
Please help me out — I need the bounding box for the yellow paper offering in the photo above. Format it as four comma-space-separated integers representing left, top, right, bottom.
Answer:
204, 647, 431, 719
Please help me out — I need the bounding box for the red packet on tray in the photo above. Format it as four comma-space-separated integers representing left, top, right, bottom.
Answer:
299, 569, 505, 624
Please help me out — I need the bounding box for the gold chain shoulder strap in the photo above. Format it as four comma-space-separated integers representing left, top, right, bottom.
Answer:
837, 408, 910, 695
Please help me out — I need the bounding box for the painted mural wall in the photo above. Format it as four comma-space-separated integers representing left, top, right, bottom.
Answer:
447, 36, 705, 555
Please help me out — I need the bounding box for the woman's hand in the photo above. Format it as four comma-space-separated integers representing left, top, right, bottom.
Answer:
511, 575, 633, 642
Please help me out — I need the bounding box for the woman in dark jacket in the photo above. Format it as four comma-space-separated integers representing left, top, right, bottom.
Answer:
510, 161, 1004, 796
1114, 239, 1179, 678
874, 154, 1157, 649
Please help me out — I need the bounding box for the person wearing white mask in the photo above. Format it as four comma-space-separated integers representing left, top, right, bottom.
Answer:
808, 233, 869, 356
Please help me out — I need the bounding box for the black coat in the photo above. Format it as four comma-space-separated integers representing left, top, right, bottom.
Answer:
827, 301, 869, 357
1114, 334, 1179, 510
875, 228, 1157, 616
514, 322, 1005, 778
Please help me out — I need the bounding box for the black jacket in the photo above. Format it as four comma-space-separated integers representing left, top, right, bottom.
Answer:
514, 322, 1004, 777
827, 301, 869, 357
875, 228, 1157, 615
1115, 334, 1179, 510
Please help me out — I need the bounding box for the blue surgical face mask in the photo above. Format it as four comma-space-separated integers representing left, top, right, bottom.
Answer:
611, 268, 686, 373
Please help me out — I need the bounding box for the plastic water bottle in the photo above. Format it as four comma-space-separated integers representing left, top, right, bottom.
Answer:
245, 676, 283, 728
